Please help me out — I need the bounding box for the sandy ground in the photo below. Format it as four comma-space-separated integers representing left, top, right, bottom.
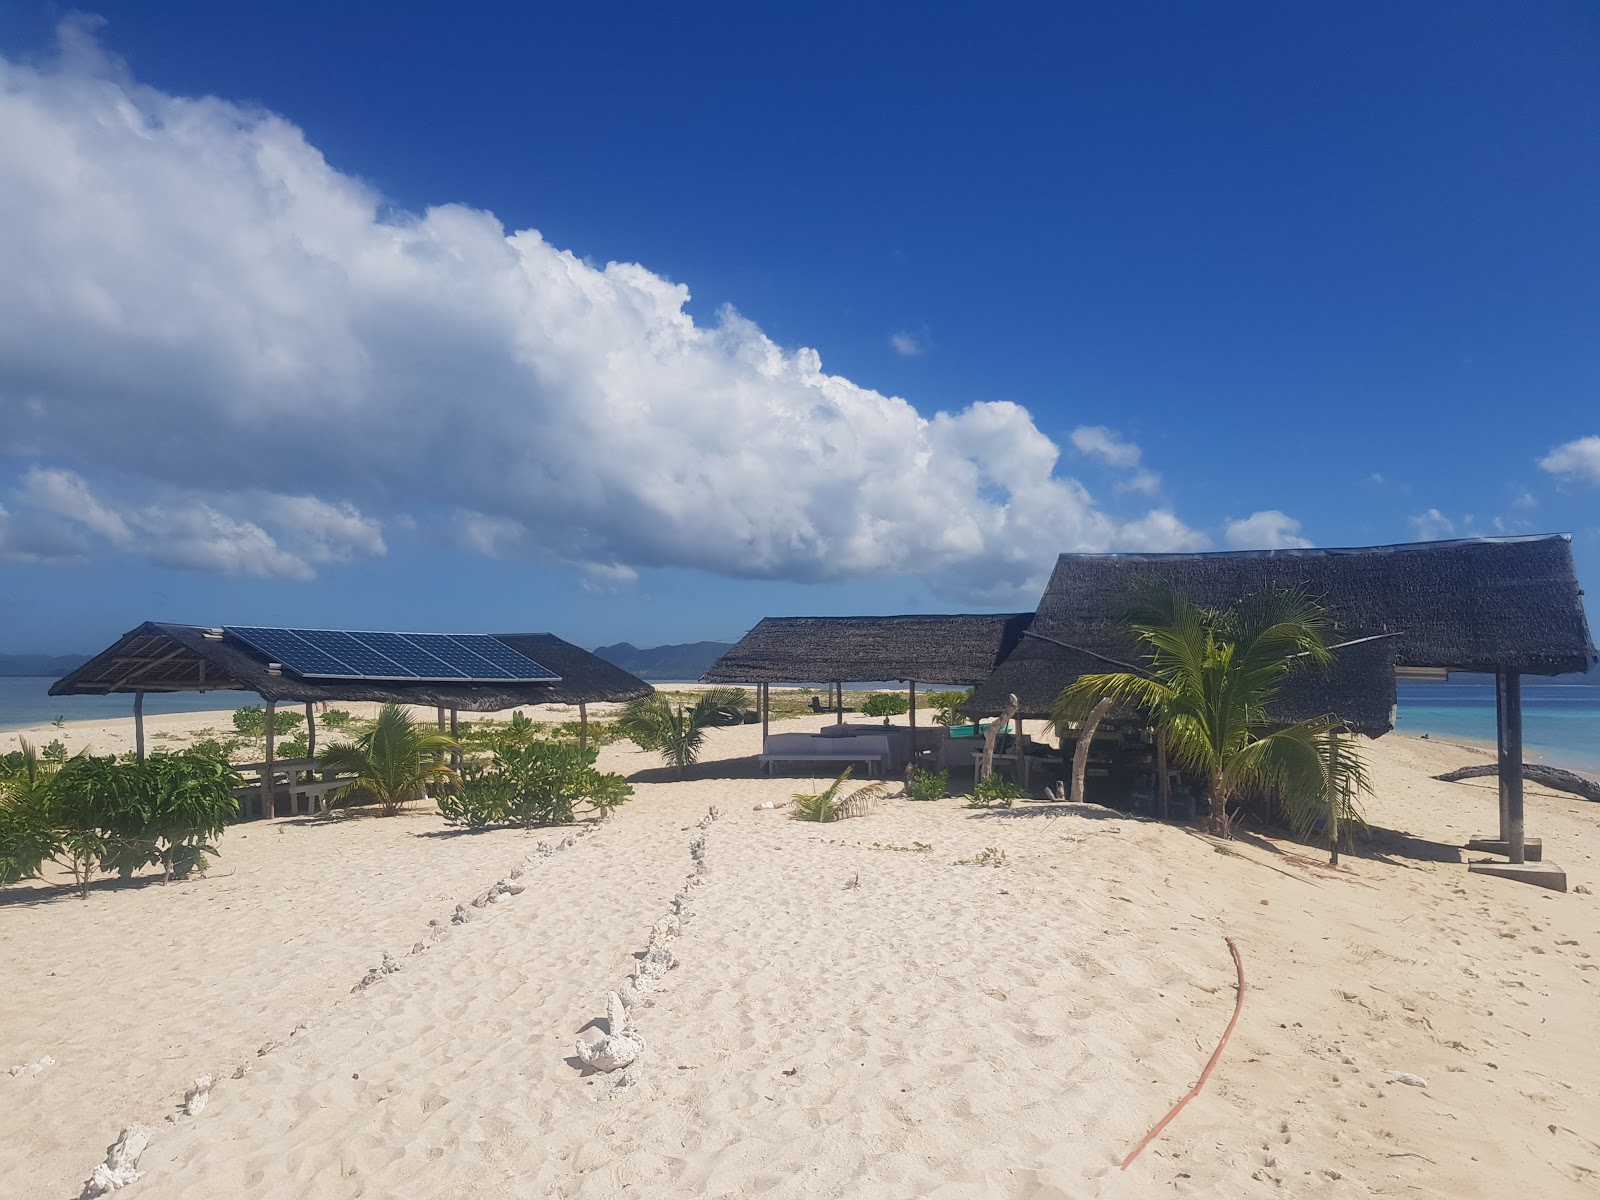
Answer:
2, 717, 1598, 1199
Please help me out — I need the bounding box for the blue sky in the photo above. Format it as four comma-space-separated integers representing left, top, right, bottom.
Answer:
0, 2, 1596, 655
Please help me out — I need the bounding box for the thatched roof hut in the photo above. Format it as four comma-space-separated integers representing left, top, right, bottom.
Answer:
51, 622, 652, 710
966, 535, 1595, 734
702, 613, 1034, 686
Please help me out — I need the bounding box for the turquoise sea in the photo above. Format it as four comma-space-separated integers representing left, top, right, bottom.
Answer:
1394, 674, 1600, 775
0, 677, 242, 733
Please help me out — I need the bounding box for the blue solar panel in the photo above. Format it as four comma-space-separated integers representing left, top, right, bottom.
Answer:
224, 626, 560, 682
355, 632, 469, 679
455, 635, 561, 681
228, 627, 351, 677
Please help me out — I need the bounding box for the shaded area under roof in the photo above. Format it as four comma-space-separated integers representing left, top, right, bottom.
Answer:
701, 614, 1035, 686
50, 623, 653, 710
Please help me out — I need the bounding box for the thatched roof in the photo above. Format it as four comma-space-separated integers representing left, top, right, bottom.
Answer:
966, 534, 1596, 734
50, 623, 652, 710
701, 614, 1035, 685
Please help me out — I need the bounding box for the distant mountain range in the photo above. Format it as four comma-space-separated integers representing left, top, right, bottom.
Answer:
592, 641, 733, 681
0, 653, 90, 677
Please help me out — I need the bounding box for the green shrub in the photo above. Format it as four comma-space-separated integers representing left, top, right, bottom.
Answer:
906, 767, 949, 801
277, 734, 310, 759
862, 692, 910, 718
232, 707, 267, 738
438, 742, 633, 830
923, 690, 973, 727
41, 739, 68, 764
190, 736, 245, 762
968, 773, 1022, 809
618, 692, 742, 777
321, 709, 354, 729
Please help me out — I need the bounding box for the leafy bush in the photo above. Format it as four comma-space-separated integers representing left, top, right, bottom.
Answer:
321, 709, 354, 729
190, 736, 245, 762
276, 734, 310, 760
906, 767, 948, 801
968, 773, 1022, 809
232, 707, 267, 738
438, 741, 633, 829
862, 692, 909, 718
319, 703, 458, 817
923, 690, 974, 727
41, 739, 68, 764
0, 748, 239, 895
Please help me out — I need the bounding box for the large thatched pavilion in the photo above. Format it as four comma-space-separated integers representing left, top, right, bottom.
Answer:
52, 622, 652, 817
968, 535, 1595, 883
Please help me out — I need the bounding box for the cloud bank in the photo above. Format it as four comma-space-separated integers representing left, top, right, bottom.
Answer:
0, 24, 1212, 600
1539, 436, 1600, 487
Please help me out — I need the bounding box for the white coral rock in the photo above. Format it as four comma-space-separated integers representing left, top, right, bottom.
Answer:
182, 1075, 213, 1116
10, 1054, 55, 1077
574, 992, 645, 1072
81, 1126, 152, 1197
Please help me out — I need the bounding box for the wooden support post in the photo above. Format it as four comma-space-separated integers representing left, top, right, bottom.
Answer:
578, 701, 588, 752
908, 681, 917, 756
980, 694, 1020, 782
1495, 672, 1511, 843
436, 705, 447, 733
133, 690, 146, 764
760, 683, 769, 744
263, 699, 277, 820
1155, 728, 1170, 820
450, 707, 460, 769
1501, 671, 1525, 865
305, 702, 316, 762
835, 681, 843, 725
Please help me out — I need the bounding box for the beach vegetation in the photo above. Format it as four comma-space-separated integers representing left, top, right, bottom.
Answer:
955, 846, 1007, 867
276, 734, 310, 760
862, 692, 910, 718
41, 739, 68, 765
906, 766, 949, 801
1051, 585, 1371, 844
790, 767, 892, 822
618, 691, 743, 778
321, 708, 354, 729
438, 742, 632, 829
967, 773, 1021, 808
317, 703, 459, 817
923, 689, 973, 727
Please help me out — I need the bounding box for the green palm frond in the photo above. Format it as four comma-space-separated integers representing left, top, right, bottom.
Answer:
317, 703, 459, 817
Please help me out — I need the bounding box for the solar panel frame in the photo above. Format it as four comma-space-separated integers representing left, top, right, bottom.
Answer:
223, 626, 561, 682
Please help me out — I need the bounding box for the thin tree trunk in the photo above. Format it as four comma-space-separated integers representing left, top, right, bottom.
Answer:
1071, 697, 1117, 804
1209, 771, 1231, 837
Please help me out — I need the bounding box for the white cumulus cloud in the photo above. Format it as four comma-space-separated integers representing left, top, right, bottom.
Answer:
889, 331, 925, 357
1224, 510, 1313, 550
1409, 508, 1456, 541
1539, 436, 1600, 487
0, 24, 1212, 602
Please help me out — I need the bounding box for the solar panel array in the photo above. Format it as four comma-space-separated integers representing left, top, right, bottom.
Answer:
225, 627, 561, 682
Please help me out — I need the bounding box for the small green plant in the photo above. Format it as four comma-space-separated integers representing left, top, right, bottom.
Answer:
318, 703, 459, 817
190, 736, 245, 762
618, 691, 743, 778
232, 707, 267, 738
955, 846, 1008, 867
790, 767, 891, 822
862, 692, 909, 719
924, 689, 974, 727
968, 773, 1022, 808
321, 709, 354, 729
906, 767, 948, 801
51, 715, 66, 730
41, 739, 68, 764
437, 741, 633, 829
870, 841, 933, 853
277, 734, 309, 760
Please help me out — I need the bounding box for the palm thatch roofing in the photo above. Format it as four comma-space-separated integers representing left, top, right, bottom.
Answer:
967, 535, 1595, 734
50, 623, 653, 710
701, 614, 1035, 686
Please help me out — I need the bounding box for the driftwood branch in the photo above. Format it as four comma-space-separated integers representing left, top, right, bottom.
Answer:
1071, 697, 1117, 803
979, 693, 1020, 781
1433, 763, 1600, 803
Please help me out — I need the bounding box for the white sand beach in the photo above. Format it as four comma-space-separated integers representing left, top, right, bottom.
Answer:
2, 714, 1598, 1199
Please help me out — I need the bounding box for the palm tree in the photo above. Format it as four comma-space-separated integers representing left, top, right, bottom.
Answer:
1052, 587, 1370, 844
317, 704, 460, 817
616, 691, 742, 779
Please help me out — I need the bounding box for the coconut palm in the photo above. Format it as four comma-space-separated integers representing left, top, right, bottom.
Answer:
616, 691, 742, 779
317, 703, 460, 817
1052, 586, 1370, 844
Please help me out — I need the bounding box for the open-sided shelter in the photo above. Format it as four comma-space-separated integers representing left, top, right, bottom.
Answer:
970, 535, 1595, 876
51, 622, 653, 816
702, 612, 1034, 742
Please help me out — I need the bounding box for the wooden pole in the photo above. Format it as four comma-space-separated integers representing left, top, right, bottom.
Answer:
449, 707, 460, 769
305, 701, 316, 761
436, 705, 447, 733
1155, 728, 1170, 820
908, 681, 917, 756
263, 699, 277, 820
835, 681, 843, 725
133, 690, 145, 764
1327, 747, 1340, 867
1503, 671, 1525, 865
578, 701, 588, 752
760, 683, 769, 744
1495, 671, 1511, 843
980, 694, 1020, 782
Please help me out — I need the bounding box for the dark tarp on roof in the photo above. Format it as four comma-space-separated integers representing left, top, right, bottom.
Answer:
701, 613, 1035, 686
966, 535, 1596, 734
49, 623, 653, 711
